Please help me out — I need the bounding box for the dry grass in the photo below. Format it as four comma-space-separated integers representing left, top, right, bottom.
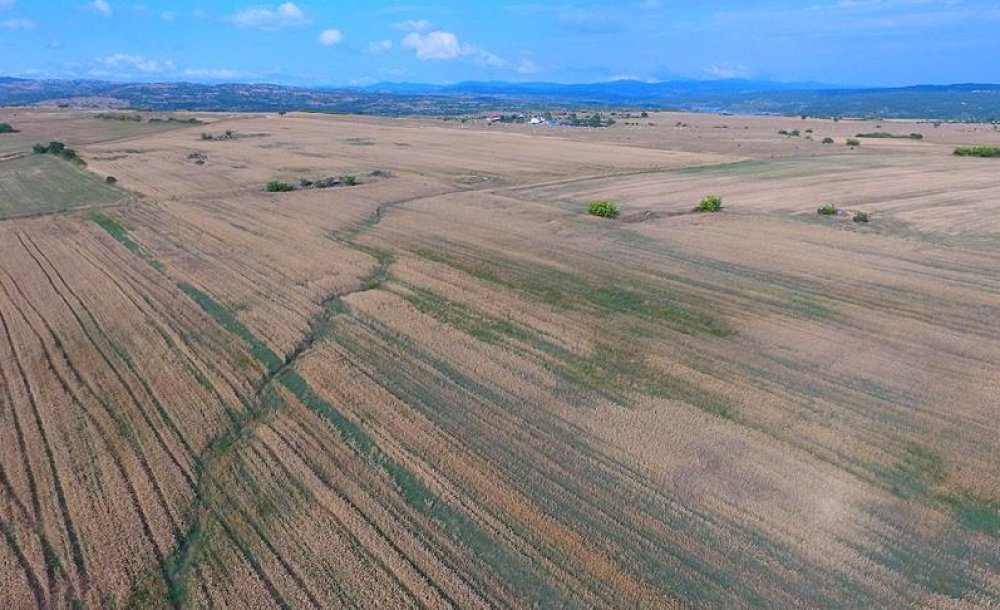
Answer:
0, 108, 997, 608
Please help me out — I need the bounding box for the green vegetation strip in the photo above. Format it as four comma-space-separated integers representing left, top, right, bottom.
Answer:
953, 146, 1000, 158
412, 246, 732, 337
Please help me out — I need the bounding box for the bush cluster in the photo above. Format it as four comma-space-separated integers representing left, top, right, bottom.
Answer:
267, 174, 362, 193
587, 201, 619, 218
953, 146, 1000, 158
696, 195, 723, 213
817, 203, 839, 216
265, 181, 294, 192
33, 141, 85, 165
846, 138, 861, 147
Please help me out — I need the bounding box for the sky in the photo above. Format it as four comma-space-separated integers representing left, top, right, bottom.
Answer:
1, 0, 999, 87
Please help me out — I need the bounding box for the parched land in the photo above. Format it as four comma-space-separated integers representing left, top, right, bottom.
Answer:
0, 108, 998, 609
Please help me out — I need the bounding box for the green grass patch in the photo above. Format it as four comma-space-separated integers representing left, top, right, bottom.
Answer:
413, 247, 732, 338
0, 154, 129, 219
398, 283, 733, 417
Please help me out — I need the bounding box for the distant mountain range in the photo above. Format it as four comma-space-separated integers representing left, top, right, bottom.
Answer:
2, 76, 999, 120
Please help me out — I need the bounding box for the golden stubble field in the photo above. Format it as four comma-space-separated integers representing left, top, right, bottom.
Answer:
0, 107, 998, 609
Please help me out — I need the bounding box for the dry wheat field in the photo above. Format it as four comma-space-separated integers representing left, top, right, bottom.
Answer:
0, 107, 998, 609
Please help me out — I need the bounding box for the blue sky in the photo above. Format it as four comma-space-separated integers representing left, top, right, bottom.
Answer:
1, 0, 999, 86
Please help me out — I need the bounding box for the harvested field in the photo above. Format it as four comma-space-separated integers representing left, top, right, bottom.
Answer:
0, 110, 998, 608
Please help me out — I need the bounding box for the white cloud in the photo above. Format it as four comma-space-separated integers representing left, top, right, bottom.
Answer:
639, 0, 661, 9
318, 28, 342, 46
230, 2, 309, 30
98, 53, 174, 73
392, 19, 430, 32
401, 30, 506, 68
92, 0, 112, 17
402, 30, 462, 60
366, 39, 393, 54
1, 17, 33, 29
160, 10, 174, 22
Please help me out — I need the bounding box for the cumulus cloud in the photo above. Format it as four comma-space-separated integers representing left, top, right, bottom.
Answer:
98, 53, 174, 73
366, 39, 393, 54
92, 0, 112, 17
400, 29, 505, 68
1, 17, 33, 29
317, 28, 342, 46
230, 2, 309, 30
401, 30, 462, 60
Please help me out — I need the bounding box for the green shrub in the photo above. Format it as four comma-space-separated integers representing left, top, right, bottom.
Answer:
587, 201, 619, 218
299, 178, 313, 187
818, 203, 839, 216
696, 195, 723, 213
341, 174, 358, 186
822, 137, 835, 144
0, 122, 16, 134
265, 181, 294, 192
32, 141, 85, 165
846, 138, 861, 147
853, 211, 870, 223
953, 146, 1000, 158
106, 176, 118, 184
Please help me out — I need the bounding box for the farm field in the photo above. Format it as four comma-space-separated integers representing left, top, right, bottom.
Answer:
0, 108, 998, 608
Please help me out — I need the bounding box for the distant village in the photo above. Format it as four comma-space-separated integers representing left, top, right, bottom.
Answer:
471, 110, 653, 129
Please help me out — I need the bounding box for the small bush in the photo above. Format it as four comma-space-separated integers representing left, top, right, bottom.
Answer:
299, 178, 313, 187
817, 203, 839, 216
265, 181, 294, 193
822, 137, 835, 144
106, 176, 118, 184
200, 132, 213, 141
341, 174, 358, 186
954, 146, 1000, 158
853, 211, 870, 223
587, 201, 619, 218
846, 138, 861, 147
696, 195, 723, 213
368, 168, 391, 178
0, 122, 16, 134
